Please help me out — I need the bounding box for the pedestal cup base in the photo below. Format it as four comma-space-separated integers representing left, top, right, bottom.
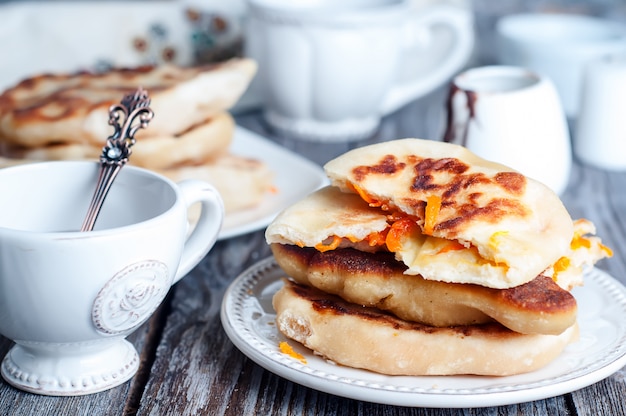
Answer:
1, 339, 139, 396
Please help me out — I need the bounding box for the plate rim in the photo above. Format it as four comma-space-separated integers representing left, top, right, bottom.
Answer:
220, 257, 626, 408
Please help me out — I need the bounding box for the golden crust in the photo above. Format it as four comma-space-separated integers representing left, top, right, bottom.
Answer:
0, 58, 275, 215
265, 186, 389, 250
0, 58, 257, 147
160, 153, 274, 214
0, 112, 234, 170
271, 243, 578, 335
130, 112, 234, 169
350, 155, 529, 233
323, 138, 575, 288
273, 279, 579, 376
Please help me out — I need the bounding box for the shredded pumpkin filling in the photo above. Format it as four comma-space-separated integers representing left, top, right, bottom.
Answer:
436, 241, 466, 254
279, 341, 307, 364
348, 182, 382, 207
385, 218, 420, 252
552, 257, 571, 281
366, 230, 388, 247
571, 235, 591, 250
315, 236, 342, 252
489, 231, 510, 250
317, 186, 492, 263
423, 195, 442, 235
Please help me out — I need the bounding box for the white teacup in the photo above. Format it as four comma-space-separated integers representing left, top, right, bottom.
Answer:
443, 65, 572, 195
0, 161, 224, 396
495, 13, 626, 118
245, 0, 473, 141
575, 55, 626, 170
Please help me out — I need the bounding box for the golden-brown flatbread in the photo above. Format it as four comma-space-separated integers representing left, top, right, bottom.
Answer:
0, 111, 234, 170
266, 186, 609, 290
0, 58, 276, 215
266, 186, 389, 252
323, 138, 575, 288
160, 153, 274, 214
271, 243, 578, 335
0, 58, 257, 147
130, 112, 234, 169
274, 279, 579, 376
0, 156, 26, 168
0, 140, 101, 162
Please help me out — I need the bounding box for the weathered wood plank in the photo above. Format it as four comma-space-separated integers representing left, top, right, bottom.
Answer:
134, 231, 272, 415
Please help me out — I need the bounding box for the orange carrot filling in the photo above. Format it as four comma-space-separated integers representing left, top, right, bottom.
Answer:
348, 182, 383, 207
385, 218, 420, 252
437, 241, 465, 254
315, 235, 342, 252
366, 230, 388, 247
423, 195, 442, 235
552, 256, 571, 281
279, 341, 307, 364
570, 235, 591, 250
571, 233, 613, 257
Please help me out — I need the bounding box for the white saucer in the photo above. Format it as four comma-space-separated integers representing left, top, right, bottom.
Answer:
221, 258, 626, 408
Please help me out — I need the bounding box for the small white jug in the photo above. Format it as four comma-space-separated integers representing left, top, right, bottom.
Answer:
443, 65, 572, 195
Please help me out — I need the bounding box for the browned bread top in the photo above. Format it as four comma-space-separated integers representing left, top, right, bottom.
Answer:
0, 58, 257, 147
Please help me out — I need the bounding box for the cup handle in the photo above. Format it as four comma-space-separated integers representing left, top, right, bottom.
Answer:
172, 179, 224, 283
380, 5, 474, 114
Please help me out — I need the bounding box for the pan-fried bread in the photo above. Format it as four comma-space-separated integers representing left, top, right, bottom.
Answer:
160, 153, 274, 213
0, 58, 257, 147
323, 138, 574, 288
0, 112, 234, 169
271, 243, 578, 335
266, 186, 389, 252
0, 156, 26, 168
266, 186, 608, 290
0, 140, 101, 161
130, 112, 233, 169
274, 280, 579, 376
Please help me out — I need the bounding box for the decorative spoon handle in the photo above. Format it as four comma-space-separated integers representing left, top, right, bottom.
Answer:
80, 88, 154, 232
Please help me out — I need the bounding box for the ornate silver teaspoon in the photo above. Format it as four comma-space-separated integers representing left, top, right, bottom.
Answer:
80, 88, 154, 232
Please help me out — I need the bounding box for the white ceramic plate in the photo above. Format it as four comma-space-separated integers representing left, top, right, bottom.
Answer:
218, 127, 328, 240
221, 258, 626, 408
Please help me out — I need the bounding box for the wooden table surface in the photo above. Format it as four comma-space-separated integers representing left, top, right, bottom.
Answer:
1, 81, 625, 415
